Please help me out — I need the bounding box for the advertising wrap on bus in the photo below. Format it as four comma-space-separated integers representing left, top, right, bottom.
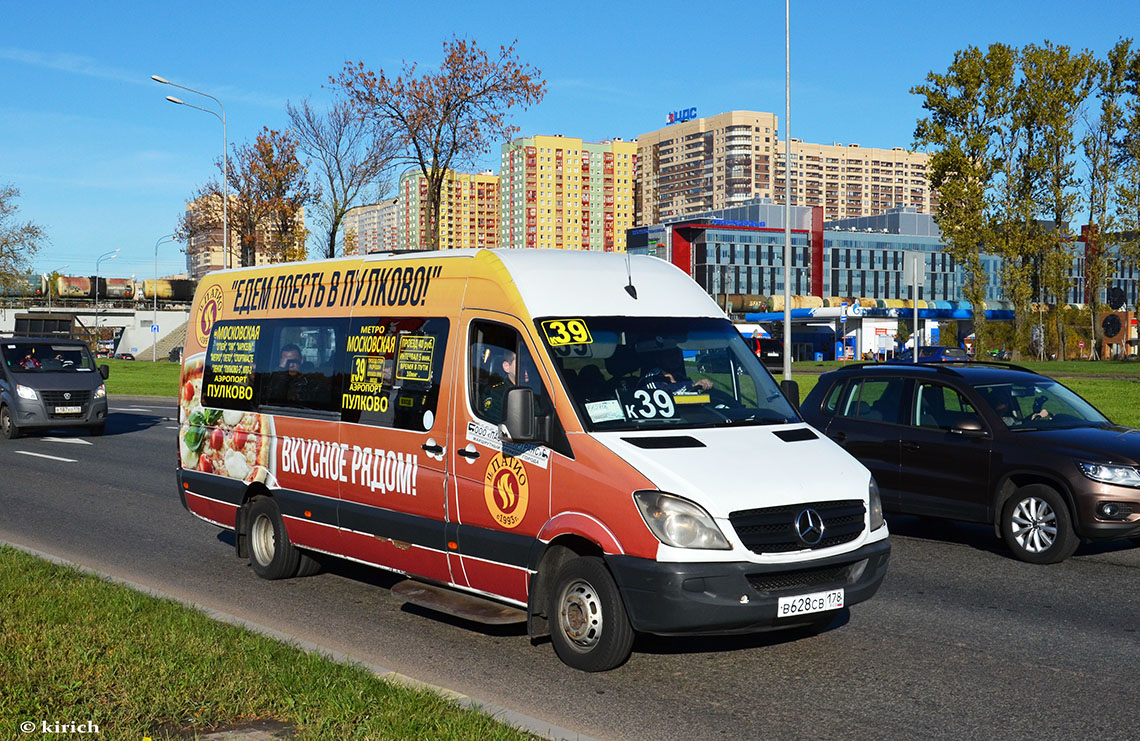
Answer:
177, 248, 890, 672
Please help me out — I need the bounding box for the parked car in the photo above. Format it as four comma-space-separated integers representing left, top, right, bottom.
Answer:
741, 335, 784, 370
0, 337, 110, 437
168, 346, 183, 363
113, 352, 136, 361
890, 346, 969, 363
800, 361, 1140, 563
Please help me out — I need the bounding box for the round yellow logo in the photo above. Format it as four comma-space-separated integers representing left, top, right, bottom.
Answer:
483, 453, 529, 529
194, 284, 224, 349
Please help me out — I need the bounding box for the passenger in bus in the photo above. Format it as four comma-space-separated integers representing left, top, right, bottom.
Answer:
267, 343, 312, 404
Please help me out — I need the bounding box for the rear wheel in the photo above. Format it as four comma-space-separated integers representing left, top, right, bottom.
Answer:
549, 557, 634, 672
247, 497, 310, 580
0, 406, 21, 439
1001, 485, 1078, 564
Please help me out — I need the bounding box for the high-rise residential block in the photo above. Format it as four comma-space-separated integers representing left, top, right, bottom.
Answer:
500, 135, 637, 251
183, 195, 304, 280
635, 110, 933, 226
396, 169, 499, 251
343, 198, 398, 254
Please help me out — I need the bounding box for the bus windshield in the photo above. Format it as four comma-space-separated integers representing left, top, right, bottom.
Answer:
3, 343, 96, 373
536, 316, 798, 432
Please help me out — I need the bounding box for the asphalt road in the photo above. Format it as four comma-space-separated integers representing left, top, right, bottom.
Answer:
2, 400, 1138, 740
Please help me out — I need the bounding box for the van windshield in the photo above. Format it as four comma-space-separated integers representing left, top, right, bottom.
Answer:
2, 343, 96, 373
536, 316, 798, 432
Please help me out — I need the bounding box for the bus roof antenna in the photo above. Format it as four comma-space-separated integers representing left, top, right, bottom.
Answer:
624, 251, 638, 299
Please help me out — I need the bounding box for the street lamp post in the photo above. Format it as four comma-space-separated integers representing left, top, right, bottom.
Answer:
151, 75, 229, 269
153, 234, 177, 362
95, 249, 120, 352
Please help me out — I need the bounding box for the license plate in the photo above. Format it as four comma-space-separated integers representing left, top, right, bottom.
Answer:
777, 588, 844, 618
54, 406, 82, 414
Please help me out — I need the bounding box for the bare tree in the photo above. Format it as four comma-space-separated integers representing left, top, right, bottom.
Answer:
335, 37, 545, 249
288, 97, 397, 258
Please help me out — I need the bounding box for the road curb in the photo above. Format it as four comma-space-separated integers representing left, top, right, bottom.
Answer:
1, 540, 594, 741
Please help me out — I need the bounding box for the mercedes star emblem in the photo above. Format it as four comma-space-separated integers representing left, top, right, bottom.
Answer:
795, 508, 825, 546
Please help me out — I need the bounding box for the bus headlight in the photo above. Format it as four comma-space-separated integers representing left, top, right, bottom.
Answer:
94, 384, 107, 399
634, 491, 731, 550
16, 384, 38, 401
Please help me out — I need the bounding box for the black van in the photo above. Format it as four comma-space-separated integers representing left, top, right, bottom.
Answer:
0, 337, 110, 438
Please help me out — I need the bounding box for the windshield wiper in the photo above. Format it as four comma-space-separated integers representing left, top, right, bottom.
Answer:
715, 415, 791, 427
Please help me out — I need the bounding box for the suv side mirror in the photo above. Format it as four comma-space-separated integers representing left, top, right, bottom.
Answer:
501, 387, 536, 442
951, 416, 985, 436
99, 364, 110, 380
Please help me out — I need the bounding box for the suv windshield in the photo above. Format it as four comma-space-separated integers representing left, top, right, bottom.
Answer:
973, 379, 1110, 431
2, 343, 96, 373
536, 316, 798, 432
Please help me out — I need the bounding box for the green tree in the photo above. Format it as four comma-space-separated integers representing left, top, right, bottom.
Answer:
1115, 44, 1140, 268
0, 184, 46, 292
1022, 42, 1095, 359
335, 37, 545, 249
913, 45, 1010, 354
1081, 39, 1132, 359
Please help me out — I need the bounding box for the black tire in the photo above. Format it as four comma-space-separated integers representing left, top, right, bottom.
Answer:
246, 497, 304, 580
89, 423, 105, 437
1000, 485, 1079, 564
1, 406, 21, 440
548, 556, 634, 672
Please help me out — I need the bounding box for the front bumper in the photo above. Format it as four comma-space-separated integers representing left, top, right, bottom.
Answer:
10, 394, 108, 429
606, 538, 890, 635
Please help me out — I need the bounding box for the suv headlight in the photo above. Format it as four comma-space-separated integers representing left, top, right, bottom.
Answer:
16, 384, 38, 401
633, 491, 731, 549
869, 477, 885, 530
94, 384, 107, 399
1078, 461, 1140, 489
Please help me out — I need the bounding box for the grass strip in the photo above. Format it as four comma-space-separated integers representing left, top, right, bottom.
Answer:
0, 546, 531, 740
102, 358, 182, 397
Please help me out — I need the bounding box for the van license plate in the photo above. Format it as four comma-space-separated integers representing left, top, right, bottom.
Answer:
54, 406, 82, 414
777, 589, 844, 617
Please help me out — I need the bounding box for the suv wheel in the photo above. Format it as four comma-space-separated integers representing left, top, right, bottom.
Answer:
1001, 485, 1079, 564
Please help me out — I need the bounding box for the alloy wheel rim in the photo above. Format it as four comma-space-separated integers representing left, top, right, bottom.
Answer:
1010, 497, 1057, 553
558, 578, 603, 650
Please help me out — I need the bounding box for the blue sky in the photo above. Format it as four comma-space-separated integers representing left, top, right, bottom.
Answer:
2, 0, 1137, 281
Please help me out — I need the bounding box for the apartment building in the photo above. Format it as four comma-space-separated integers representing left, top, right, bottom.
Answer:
342, 198, 398, 254
500, 135, 637, 251
635, 110, 933, 226
183, 195, 305, 281
396, 169, 499, 251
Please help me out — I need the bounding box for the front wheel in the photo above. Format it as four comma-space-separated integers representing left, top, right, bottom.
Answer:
1001, 485, 1078, 564
549, 556, 634, 672
0, 406, 21, 439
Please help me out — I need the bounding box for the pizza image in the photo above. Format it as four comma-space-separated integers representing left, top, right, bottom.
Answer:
179, 353, 273, 483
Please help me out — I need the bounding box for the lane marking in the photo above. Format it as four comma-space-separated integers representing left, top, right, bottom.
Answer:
41, 437, 94, 446
15, 451, 77, 463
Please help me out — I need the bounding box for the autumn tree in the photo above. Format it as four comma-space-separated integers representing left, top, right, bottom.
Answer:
913, 45, 1011, 354
335, 37, 545, 249
0, 184, 46, 292
288, 97, 398, 258
177, 128, 312, 267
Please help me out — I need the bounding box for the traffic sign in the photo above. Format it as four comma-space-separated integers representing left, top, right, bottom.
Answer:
150, 324, 159, 333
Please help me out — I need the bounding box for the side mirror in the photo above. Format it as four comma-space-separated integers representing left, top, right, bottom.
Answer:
780, 379, 800, 412
501, 387, 536, 442
99, 364, 110, 380
951, 416, 985, 436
